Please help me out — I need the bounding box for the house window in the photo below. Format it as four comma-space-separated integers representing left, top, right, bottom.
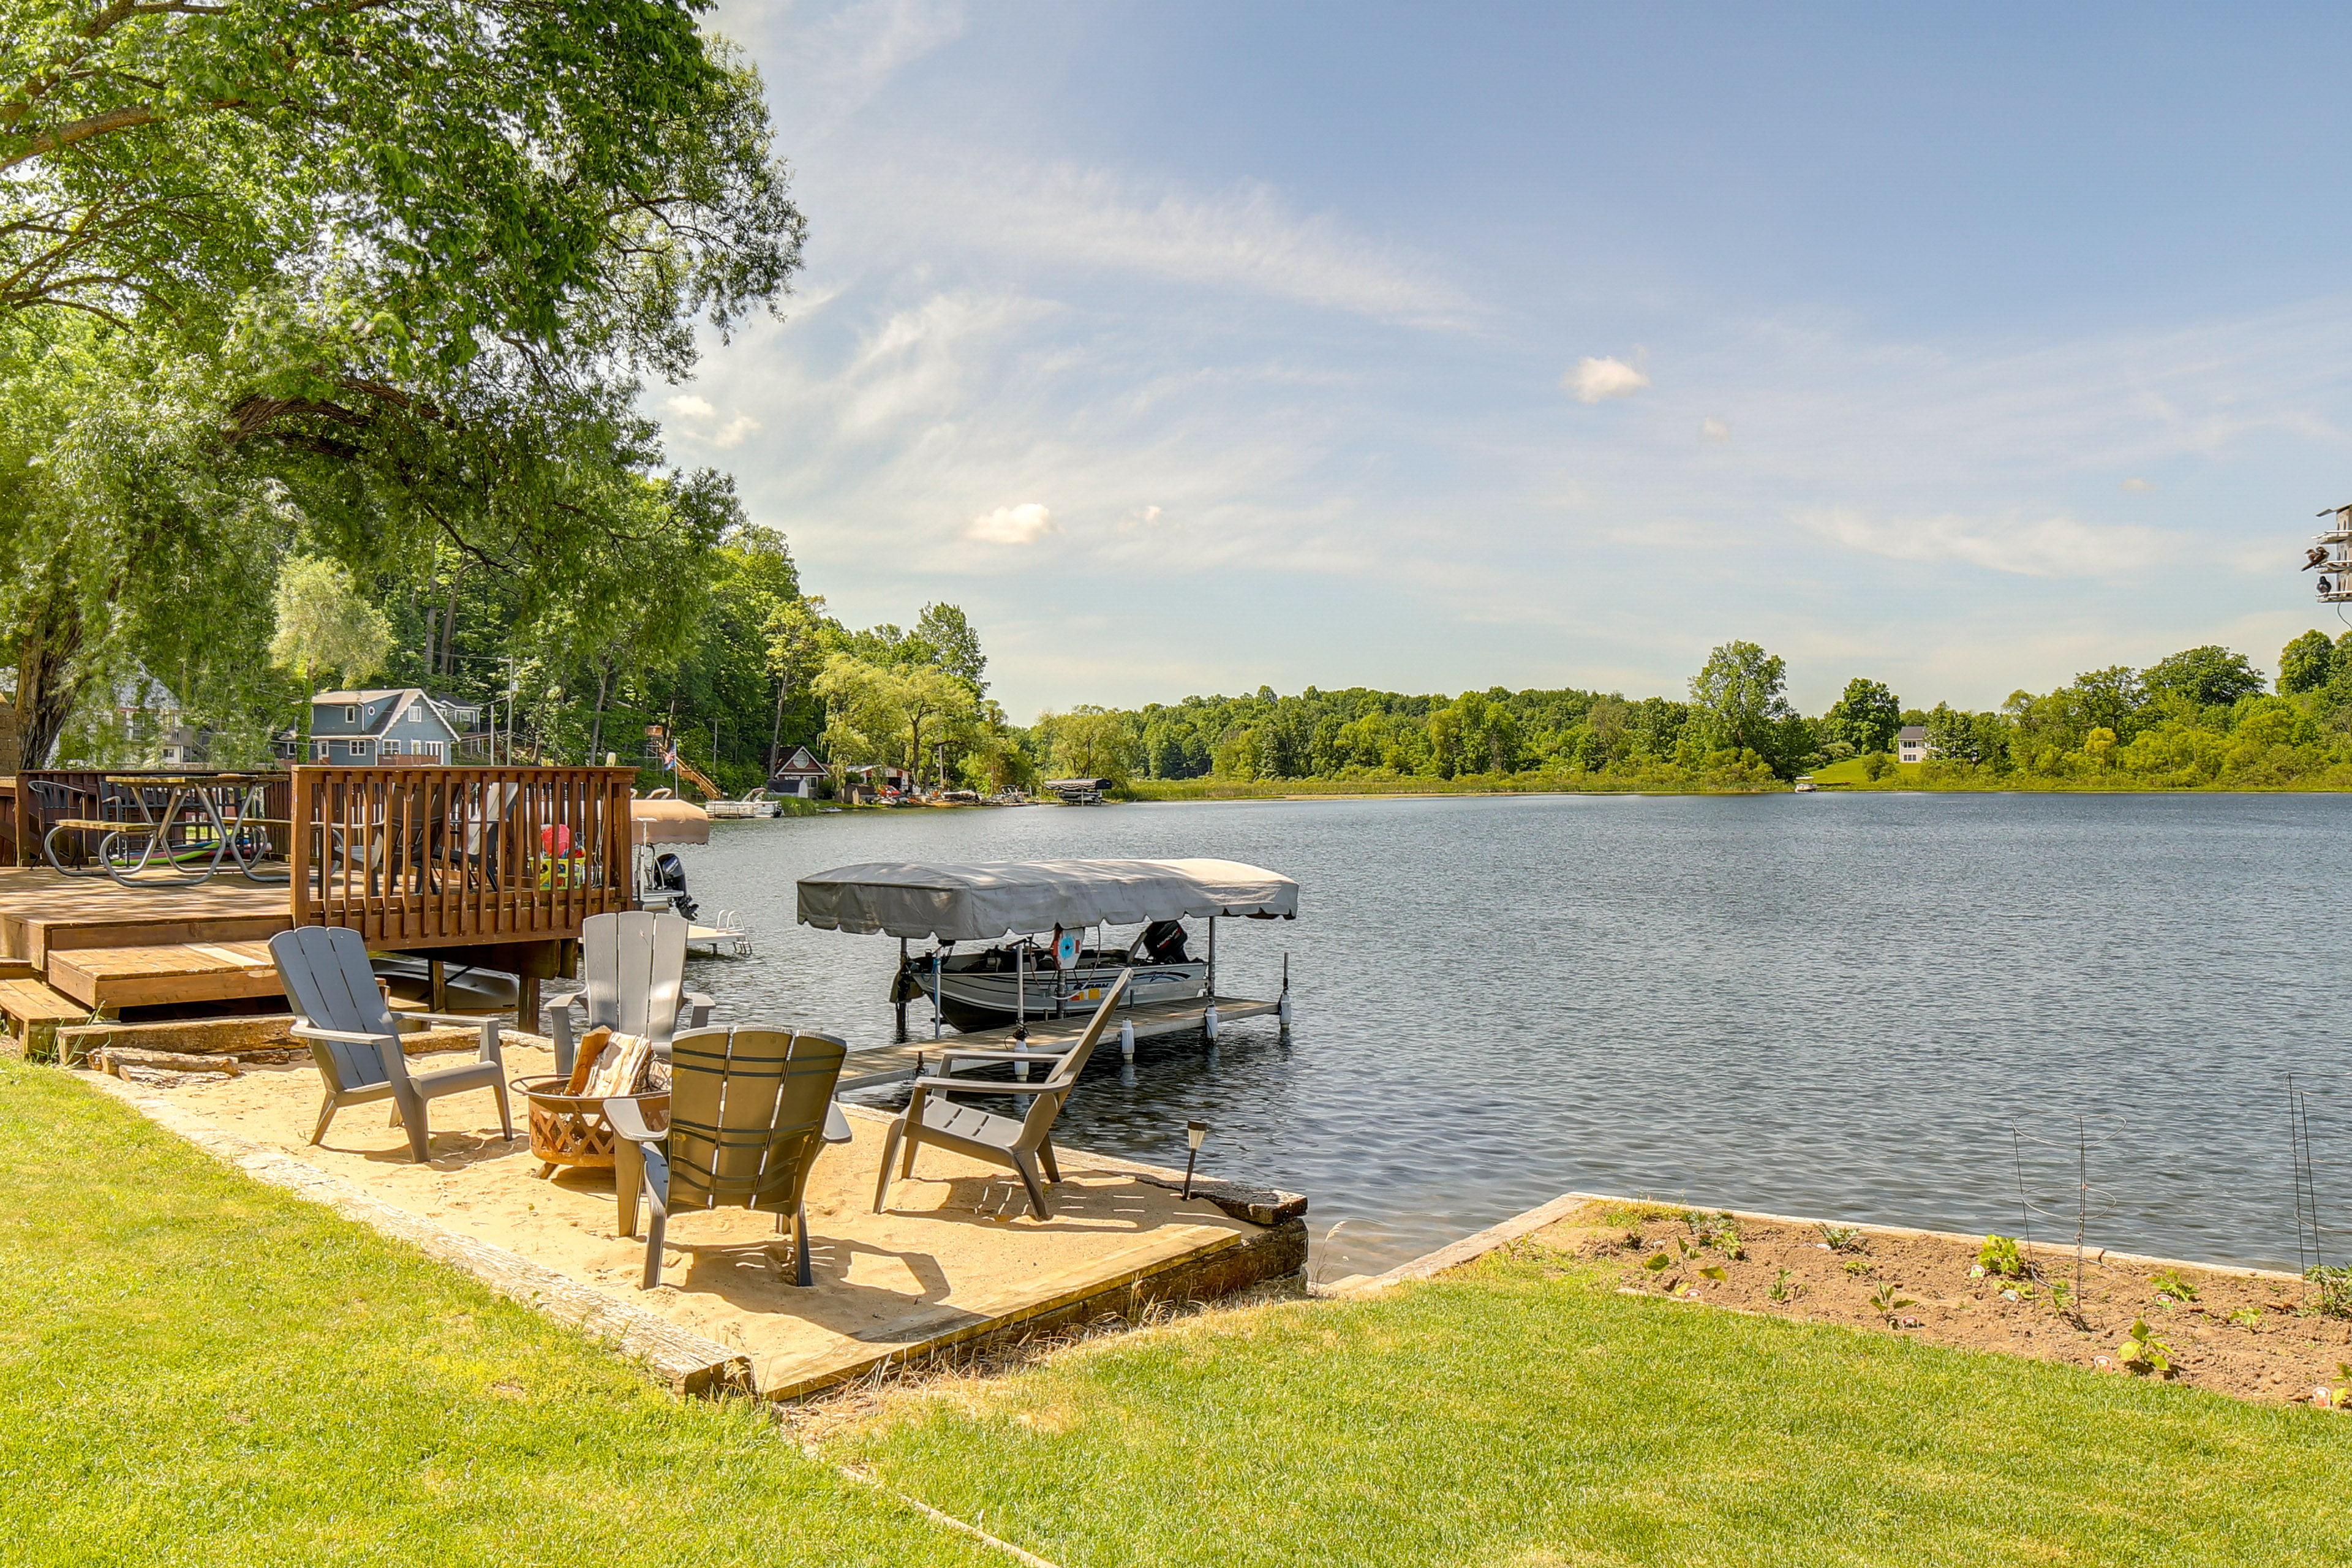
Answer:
382, 739, 401, 756
343, 705, 358, 724
406, 703, 423, 724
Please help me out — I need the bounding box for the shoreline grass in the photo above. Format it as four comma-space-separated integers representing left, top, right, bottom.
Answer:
0, 1061, 988, 1567
1120, 771, 2352, 802
832, 1245, 2352, 1567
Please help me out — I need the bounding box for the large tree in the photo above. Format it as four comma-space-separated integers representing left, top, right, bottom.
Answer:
0, 1, 805, 761
1688, 639, 1796, 761
1822, 676, 1902, 756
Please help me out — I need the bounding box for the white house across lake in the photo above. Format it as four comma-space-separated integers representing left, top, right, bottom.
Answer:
1897, 725, 1931, 764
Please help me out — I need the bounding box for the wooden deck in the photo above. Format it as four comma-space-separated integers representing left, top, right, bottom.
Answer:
840, 993, 1285, 1091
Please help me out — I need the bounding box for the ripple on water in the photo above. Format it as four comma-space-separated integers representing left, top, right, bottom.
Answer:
669, 791, 2352, 1276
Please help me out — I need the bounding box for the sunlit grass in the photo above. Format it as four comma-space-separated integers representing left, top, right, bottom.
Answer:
0, 1061, 987, 1567
833, 1245, 2352, 1567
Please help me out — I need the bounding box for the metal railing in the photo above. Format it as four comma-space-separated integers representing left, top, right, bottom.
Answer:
290, 766, 635, 945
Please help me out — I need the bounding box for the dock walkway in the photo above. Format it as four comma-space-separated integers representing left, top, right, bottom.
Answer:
839, 993, 1283, 1091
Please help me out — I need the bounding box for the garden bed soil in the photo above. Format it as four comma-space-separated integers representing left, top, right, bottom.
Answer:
1512, 1200, 2352, 1406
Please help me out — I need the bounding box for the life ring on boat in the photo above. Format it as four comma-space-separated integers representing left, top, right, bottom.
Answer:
1054, 928, 1080, 968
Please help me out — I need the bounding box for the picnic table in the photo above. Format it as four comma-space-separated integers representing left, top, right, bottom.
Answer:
43, 774, 291, 888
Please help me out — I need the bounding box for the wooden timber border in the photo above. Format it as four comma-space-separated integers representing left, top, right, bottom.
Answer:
1328, 1189, 2309, 1295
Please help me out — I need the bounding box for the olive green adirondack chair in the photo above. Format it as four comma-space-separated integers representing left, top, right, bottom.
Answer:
606, 1025, 849, 1289
873, 970, 1130, 1221
270, 926, 512, 1163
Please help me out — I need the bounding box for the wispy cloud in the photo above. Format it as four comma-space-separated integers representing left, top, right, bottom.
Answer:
860, 158, 1477, 326
1792, 507, 2174, 578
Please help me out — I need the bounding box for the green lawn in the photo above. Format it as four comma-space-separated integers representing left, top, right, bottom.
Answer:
832, 1243, 2352, 1567
0, 1060, 990, 1567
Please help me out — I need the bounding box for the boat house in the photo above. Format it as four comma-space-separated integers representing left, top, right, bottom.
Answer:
767, 744, 828, 799
305, 688, 472, 764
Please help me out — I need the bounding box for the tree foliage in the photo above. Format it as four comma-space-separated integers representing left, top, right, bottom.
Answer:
268, 556, 391, 690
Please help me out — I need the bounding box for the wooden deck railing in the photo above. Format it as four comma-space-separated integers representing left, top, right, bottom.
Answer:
291, 766, 635, 946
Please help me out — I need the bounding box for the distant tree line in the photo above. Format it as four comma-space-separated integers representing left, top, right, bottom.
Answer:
1022, 634, 2352, 792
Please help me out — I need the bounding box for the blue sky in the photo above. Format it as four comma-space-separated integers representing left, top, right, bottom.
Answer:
676, 1, 2352, 721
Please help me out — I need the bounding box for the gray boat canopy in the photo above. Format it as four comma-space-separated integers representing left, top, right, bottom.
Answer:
796, 858, 1298, 943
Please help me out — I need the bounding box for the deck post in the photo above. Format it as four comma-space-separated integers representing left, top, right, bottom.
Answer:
932, 946, 941, 1039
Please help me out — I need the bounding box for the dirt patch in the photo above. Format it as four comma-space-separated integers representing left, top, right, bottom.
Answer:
1515, 1200, 2352, 1406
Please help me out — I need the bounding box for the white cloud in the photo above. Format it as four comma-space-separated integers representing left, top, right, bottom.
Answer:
1700, 417, 1730, 442
713, 415, 761, 449
665, 393, 715, 419
1566, 354, 1651, 404
1793, 506, 2171, 578
967, 502, 1057, 544
2121, 477, 2155, 492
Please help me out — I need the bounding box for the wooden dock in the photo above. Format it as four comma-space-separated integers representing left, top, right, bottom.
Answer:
840, 993, 1284, 1091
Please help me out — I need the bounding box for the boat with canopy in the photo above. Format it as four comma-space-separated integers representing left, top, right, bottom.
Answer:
796, 858, 1297, 1032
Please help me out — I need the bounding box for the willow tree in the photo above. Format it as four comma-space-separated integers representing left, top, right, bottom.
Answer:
0, 0, 804, 761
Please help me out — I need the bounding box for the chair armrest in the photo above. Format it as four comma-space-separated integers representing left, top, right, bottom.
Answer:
935, 1047, 1071, 1064
606, 1096, 667, 1144
401, 1010, 500, 1030
290, 1023, 402, 1047
910, 1074, 1065, 1095
682, 990, 715, 1028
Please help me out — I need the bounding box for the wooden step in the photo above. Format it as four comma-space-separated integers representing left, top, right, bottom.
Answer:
16, 911, 290, 968
0, 978, 92, 1057
44, 940, 285, 1010
0, 978, 90, 1025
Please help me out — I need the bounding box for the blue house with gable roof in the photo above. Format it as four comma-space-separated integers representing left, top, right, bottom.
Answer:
304, 688, 474, 764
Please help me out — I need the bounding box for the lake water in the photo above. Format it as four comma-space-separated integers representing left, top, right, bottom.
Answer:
666, 791, 2352, 1279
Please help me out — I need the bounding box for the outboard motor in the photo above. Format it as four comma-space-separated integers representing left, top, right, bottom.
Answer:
651, 851, 699, 922
1137, 919, 1191, 963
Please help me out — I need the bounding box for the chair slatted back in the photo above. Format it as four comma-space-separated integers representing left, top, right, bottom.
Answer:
270, 927, 400, 1088
663, 1026, 846, 1215
1017, 971, 1131, 1144
580, 911, 691, 1042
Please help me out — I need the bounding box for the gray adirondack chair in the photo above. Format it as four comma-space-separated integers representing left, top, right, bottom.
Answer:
605, 1025, 849, 1289
874, 970, 1131, 1221
269, 926, 513, 1163
541, 911, 714, 1078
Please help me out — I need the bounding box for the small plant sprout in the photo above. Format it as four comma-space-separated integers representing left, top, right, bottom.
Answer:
1842, 1257, 1872, 1277
2150, 1270, 2198, 1304
2324, 1365, 2352, 1409
2116, 1319, 2173, 1376
1643, 1253, 1672, 1273
1687, 1212, 1745, 1258
1769, 1268, 1795, 1302
1869, 1283, 1917, 1325
2306, 1265, 2352, 1319
2227, 1307, 2263, 1329
1976, 1235, 2027, 1279
1698, 1264, 1727, 1283
1819, 1224, 1868, 1254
